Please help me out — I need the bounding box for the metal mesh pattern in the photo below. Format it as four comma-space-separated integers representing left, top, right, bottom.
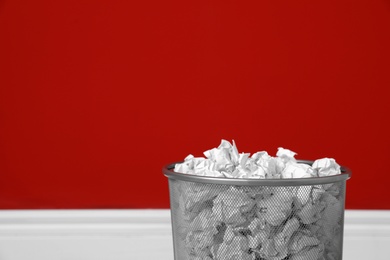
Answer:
168, 179, 346, 260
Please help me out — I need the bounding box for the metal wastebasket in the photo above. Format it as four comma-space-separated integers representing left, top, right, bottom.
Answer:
163, 160, 351, 260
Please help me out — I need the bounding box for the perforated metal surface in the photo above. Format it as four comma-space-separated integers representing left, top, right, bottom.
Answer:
168, 179, 346, 260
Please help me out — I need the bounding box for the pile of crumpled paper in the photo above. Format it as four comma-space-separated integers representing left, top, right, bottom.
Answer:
172, 140, 344, 260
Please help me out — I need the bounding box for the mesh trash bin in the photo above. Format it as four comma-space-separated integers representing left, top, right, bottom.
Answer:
163, 160, 351, 260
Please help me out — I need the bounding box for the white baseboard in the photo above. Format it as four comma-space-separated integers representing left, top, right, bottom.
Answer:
0, 210, 389, 260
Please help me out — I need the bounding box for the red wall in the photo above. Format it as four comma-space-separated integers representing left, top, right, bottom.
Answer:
0, 0, 389, 209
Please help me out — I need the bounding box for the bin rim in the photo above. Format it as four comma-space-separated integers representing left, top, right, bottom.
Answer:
163, 160, 351, 186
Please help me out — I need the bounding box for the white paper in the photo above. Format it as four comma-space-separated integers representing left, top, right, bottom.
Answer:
174, 140, 341, 179
312, 158, 341, 177
173, 140, 344, 260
